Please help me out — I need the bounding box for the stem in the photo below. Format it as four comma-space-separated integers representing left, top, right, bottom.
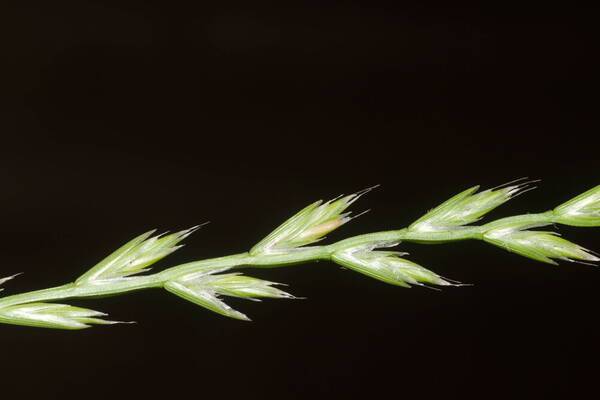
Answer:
0, 212, 556, 309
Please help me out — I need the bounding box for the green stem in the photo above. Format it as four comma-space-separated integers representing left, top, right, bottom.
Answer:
0, 212, 557, 309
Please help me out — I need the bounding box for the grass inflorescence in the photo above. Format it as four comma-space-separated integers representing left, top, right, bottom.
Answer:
0, 179, 598, 329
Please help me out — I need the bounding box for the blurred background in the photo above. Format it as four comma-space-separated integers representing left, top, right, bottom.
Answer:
0, 2, 598, 399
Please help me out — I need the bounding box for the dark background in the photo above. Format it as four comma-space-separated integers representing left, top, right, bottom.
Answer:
1, 2, 598, 399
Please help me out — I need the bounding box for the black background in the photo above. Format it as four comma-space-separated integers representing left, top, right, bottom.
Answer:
1, 2, 598, 399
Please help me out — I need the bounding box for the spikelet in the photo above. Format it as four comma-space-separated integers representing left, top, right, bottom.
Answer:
484, 222, 599, 265
250, 187, 375, 255
554, 185, 600, 227
410, 179, 537, 232
0, 303, 129, 330
77, 226, 204, 284
332, 241, 454, 287
165, 271, 294, 321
